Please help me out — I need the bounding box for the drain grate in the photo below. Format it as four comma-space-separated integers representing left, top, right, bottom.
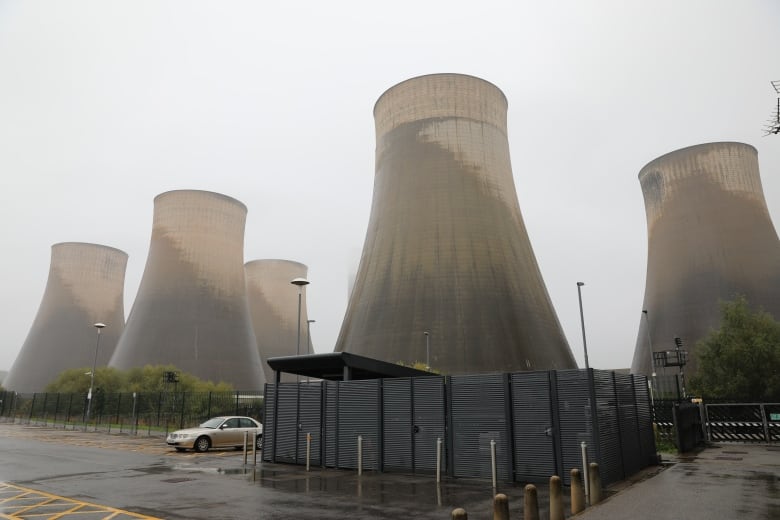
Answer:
161, 477, 196, 483
714, 456, 743, 461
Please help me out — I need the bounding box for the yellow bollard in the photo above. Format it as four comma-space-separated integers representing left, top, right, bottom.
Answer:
524, 484, 539, 520
452, 507, 468, 519
493, 493, 509, 520
589, 462, 603, 505
570, 468, 585, 514
549, 475, 564, 520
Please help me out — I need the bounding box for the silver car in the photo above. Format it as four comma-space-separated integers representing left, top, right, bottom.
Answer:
166, 416, 263, 452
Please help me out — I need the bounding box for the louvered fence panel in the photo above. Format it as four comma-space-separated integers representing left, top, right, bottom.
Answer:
273, 383, 300, 463
413, 376, 447, 473
450, 374, 510, 480
511, 371, 557, 482
337, 380, 380, 470
262, 384, 275, 462
383, 378, 413, 471
593, 370, 623, 485
324, 381, 338, 467
297, 382, 323, 466
632, 374, 657, 466
556, 369, 596, 485
615, 373, 641, 477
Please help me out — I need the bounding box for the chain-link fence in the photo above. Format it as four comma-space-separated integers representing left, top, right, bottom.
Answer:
0, 390, 264, 436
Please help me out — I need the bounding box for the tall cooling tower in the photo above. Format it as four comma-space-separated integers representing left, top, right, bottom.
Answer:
109, 190, 264, 390
335, 73, 576, 374
245, 259, 312, 383
4, 243, 127, 393
632, 142, 780, 378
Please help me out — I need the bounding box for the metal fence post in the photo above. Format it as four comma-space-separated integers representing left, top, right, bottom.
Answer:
581, 441, 590, 504
490, 439, 497, 490
761, 404, 770, 443
358, 435, 363, 476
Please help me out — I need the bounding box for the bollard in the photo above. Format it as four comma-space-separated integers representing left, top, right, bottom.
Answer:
581, 441, 590, 504
436, 437, 443, 483
243, 431, 248, 465
252, 432, 257, 465
549, 475, 564, 520
452, 508, 468, 520
570, 468, 585, 514
490, 439, 497, 490
306, 432, 312, 471
588, 462, 603, 505
524, 484, 539, 520
493, 493, 509, 520
357, 435, 363, 476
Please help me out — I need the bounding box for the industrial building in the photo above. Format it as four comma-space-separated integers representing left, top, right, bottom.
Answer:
4, 243, 127, 393
109, 190, 265, 390
335, 73, 577, 374
632, 142, 780, 379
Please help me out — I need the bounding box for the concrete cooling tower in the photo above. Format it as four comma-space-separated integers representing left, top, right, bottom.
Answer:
4, 243, 127, 393
335, 73, 577, 374
109, 190, 265, 390
632, 142, 780, 378
245, 260, 312, 383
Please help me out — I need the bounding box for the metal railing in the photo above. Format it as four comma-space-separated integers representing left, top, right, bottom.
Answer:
0, 390, 264, 436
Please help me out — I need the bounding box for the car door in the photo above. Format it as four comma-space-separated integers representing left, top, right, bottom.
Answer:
214, 417, 242, 447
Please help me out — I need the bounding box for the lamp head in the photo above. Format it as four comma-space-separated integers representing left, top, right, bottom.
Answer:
93, 322, 106, 329
576, 282, 585, 287
290, 277, 310, 287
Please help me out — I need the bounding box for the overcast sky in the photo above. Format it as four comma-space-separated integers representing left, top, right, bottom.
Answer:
0, 1, 778, 374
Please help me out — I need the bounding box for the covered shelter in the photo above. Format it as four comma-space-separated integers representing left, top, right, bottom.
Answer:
266, 352, 432, 382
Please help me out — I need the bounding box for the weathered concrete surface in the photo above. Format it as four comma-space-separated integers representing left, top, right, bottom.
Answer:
578, 444, 780, 520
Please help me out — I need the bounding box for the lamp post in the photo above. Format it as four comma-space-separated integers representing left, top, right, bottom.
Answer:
290, 277, 310, 383
642, 310, 656, 405
423, 331, 430, 370
576, 282, 589, 369
86, 322, 106, 423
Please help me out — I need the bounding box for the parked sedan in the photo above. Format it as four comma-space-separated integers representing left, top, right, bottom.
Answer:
166, 416, 263, 452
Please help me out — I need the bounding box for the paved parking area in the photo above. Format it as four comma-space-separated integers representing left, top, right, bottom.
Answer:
0, 482, 162, 519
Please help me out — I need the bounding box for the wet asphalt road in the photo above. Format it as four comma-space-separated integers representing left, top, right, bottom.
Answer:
0, 423, 541, 519
577, 444, 780, 520
2, 423, 778, 519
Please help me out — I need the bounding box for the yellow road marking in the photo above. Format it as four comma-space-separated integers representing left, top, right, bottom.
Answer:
0, 483, 161, 519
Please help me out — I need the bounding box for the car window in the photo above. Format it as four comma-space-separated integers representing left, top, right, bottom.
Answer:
239, 418, 255, 428
200, 417, 224, 429
223, 418, 240, 428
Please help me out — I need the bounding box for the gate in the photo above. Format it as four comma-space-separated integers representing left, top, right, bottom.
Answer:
705, 403, 780, 443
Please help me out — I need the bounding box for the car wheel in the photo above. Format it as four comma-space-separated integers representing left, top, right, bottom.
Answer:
194, 436, 211, 453
255, 434, 263, 450
175, 447, 186, 452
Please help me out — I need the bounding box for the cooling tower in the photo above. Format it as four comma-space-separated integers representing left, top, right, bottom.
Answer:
335, 73, 577, 374
632, 142, 780, 378
245, 260, 312, 383
4, 243, 127, 393
109, 190, 265, 390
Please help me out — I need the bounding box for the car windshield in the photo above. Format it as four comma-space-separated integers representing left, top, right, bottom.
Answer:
199, 417, 225, 429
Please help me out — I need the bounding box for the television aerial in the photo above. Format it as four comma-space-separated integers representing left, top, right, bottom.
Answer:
764, 80, 780, 136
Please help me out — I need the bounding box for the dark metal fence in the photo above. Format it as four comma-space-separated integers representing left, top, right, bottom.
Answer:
263, 369, 657, 487
0, 390, 264, 436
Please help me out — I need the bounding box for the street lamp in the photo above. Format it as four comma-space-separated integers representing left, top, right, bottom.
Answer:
576, 282, 589, 369
423, 331, 430, 370
290, 277, 310, 383
86, 322, 106, 423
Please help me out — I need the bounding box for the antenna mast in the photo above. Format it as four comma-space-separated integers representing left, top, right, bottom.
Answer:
764, 80, 780, 135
